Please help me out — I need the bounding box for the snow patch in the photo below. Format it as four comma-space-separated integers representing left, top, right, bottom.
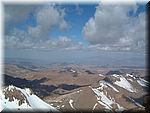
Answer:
61, 105, 65, 108
126, 74, 133, 78
128, 78, 133, 82
19, 88, 58, 111
99, 74, 104, 77
98, 101, 111, 110
92, 103, 98, 110
114, 76, 136, 92
77, 90, 82, 93
112, 74, 120, 77
2, 95, 32, 110
91, 87, 124, 111
7, 85, 15, 91
92, 88, 113, 109
1, 85, 59, 112
69, 99, 76, 110
137, 78, 148, 87
139, 78, 149, 83
116, 103, 125, 111
99, 80, 119, 92
70, 69, 76, 73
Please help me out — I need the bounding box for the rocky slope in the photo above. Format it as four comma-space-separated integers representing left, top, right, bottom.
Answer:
0, 85, 59, 112
43, 73, 148, 112
3, 64, 149, 112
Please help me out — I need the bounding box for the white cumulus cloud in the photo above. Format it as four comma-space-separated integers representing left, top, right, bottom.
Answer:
28, 5, 69, 41
82, 3, 146, 51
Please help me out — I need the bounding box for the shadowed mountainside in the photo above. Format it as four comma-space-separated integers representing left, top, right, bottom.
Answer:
4, 74, 82, 97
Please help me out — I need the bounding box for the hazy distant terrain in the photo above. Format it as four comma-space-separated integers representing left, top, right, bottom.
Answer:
5, 49, 146, 68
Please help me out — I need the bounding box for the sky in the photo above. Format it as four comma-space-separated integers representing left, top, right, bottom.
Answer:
4, 1, 147, 67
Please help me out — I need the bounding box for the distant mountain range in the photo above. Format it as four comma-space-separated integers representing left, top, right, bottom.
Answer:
5, 57, 146, 70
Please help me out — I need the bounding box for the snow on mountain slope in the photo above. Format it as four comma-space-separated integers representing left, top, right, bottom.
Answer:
1, 85, 59, 112
114, 77, 136, 92
126, 73, 149, 87
137, 79, 147, 87
41, 72, 148, 111
92, 88, 114, 110
99, 74, 104, 77
111, 74, 136, 92
1, 85, 32, 111
88, 73, 148, 111
69, 99, 76, 110
90, 85, 125, 111
136, 77, 148, 87
98, 80, 119, 92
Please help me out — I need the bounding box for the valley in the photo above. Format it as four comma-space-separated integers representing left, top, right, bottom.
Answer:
1, 63, 148, 112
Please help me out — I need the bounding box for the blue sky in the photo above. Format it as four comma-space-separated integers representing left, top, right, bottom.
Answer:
9, 4, 98, 46
4, 2, 147, 67
50, 4, 97, 44
5, 2, 146, 51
